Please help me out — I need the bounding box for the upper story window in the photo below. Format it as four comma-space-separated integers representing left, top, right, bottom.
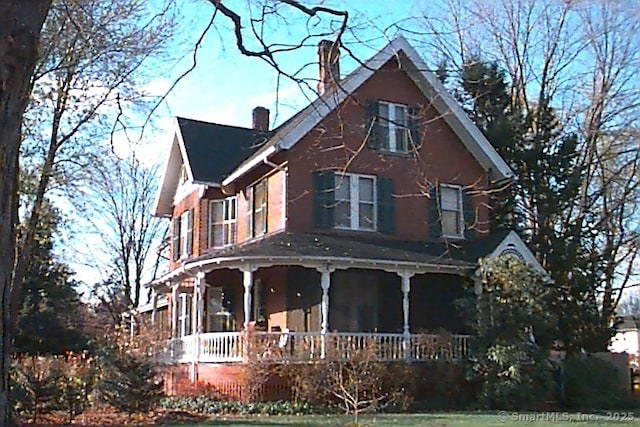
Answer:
366, 100, 419, 153
179, 164, 188, 185
429, 184, 475, 239
209, 197, 237, 248
172, 209, 193, 261
334, 173, 376, 231
379, 102, 409, 152
314, 170, 395, 234
440, 185, 463, 238
247, 179, 268, 238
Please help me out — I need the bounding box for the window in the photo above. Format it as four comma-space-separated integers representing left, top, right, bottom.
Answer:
209, 197, 237, 248
379, 101, 409, 152
440, 185, 463, 237
334, 173, 376, 231
247, 179, 268, 238
314, 170, 394, 233
178, 293, 192, 337
172, 209, 193, 260
367, 101, 418, 153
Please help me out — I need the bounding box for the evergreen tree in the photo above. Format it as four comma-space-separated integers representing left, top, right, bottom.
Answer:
14, 202, 89, 355
455, 59, 609, 352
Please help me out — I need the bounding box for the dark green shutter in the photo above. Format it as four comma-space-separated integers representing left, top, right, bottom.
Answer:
463, 190, 475, 239
172, 217, 181, 260
366, 100, 381, 149
313, 170, 335, 228
186, 209, 194, 255
247, 187, 254, 238
428, 187, 442, 237
408, 106, 420, 149
377, 177, 395, 234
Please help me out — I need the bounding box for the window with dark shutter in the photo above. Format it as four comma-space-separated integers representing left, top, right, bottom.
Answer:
186, 209, 194, 255
407, 106, 420, 149
172, 217, 181, 261
463, 190, 475, 239
366, 101, 381, 150
428, 187, 442, 238
313, 170, 335, 228
377, 177, 395, 234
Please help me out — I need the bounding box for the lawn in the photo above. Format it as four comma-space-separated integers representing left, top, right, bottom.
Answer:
163, 412, 639, 426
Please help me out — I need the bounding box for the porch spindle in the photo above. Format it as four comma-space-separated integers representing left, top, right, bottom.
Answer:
317, 265, 334, 359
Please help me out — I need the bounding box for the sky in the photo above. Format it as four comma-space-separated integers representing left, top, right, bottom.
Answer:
68, 0, 443, 289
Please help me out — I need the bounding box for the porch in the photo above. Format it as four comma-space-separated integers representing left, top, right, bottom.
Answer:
166, 331, 471, 363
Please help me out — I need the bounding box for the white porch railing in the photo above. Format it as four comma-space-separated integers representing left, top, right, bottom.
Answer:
166, 332, 471, 364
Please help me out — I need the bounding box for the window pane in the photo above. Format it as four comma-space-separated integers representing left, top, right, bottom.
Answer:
335, 201, 351, 227
395, 127, 408, 152
255, 208, 266, 236
254, 181, 266, 206
335, 175, 350, 200
379, 103, 389, 124
359, 177, 374, 202
442, 211, 460, 236
211, 201, 223, 223
213, 225, 223, 247
395, 105, 408, 127
359, 203, 375, 229
441, 187, 459, 210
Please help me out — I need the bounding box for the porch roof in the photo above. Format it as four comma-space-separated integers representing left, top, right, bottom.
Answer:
151, 231, 511, 288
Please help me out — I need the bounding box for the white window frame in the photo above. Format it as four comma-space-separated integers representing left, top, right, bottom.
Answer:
179, 210, 192, 259
379, 101, 409, 153
334, 173, 377, 231
208, 197, 237, 248
440, 184, 464, 238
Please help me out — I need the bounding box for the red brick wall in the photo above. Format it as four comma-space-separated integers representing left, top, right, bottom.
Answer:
286, 58, 490, 240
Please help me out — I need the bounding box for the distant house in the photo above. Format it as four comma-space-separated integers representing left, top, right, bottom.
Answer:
610, 315, 640, 358
145, 36, 543, 396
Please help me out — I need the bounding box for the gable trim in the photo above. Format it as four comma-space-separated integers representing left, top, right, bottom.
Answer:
485, 230, 546, 274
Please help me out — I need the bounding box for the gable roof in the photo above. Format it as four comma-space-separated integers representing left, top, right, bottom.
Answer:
153, 117, 271, 216
222, 36, 515, 186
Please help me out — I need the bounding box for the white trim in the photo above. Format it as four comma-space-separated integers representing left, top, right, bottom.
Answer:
486, 230, 546, 274
221, 36, 514, 186
222, 144, 277, 187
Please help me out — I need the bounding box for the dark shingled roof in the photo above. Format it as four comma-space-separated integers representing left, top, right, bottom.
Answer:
191, 231, 511, 267
177, 117, 273, 184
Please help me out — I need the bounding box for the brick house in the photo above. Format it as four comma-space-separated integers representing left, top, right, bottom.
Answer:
146, 36, 543, 395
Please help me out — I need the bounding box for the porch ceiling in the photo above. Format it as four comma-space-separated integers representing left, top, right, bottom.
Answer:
151, 231, 510, 287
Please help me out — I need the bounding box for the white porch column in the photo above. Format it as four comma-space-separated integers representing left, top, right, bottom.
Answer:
240, 265, 257, 330
398, 271, 414, 361
398, 271, 414, 336
171, 284, 178, 339
317, 265, 334, 359
473, 275, 483, 296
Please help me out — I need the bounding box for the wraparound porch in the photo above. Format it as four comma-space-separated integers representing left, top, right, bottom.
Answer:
166, 331, 471, 363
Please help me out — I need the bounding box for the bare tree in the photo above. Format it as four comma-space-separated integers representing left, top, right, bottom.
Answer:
421, 0, 640, 350
75, 149, 167, 309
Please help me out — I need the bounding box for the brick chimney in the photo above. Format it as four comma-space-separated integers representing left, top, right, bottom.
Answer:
252, 106, 270, 131
317, 39, 340, 95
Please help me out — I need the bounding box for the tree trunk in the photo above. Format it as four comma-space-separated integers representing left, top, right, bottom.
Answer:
0, 2, 51, 424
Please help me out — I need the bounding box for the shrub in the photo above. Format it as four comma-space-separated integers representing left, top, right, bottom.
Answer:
563, 355, 638, 409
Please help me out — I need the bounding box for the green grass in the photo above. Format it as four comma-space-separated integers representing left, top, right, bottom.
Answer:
163, 412, 639, 426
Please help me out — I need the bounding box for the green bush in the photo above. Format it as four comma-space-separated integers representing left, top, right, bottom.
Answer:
563, 355, 638, 409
